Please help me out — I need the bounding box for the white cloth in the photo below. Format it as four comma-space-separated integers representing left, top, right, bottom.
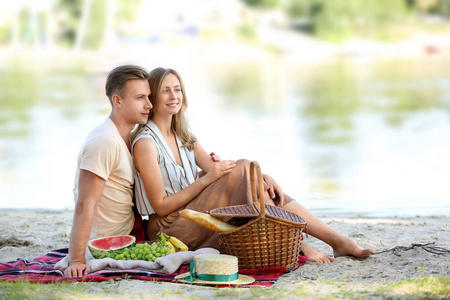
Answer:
131, 120, 198, 216
55, 248, 219, 274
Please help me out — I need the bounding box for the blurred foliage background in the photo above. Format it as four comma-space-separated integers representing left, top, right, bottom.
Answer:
0, 0, 449, 49
0, 0, 449, 216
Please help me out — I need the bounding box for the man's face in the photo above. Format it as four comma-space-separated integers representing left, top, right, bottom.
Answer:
118, 79, 152, 125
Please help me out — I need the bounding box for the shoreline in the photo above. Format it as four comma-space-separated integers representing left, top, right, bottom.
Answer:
1, 209, 449, 284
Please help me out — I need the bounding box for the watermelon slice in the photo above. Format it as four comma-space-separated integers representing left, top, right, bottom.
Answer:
88, 235, 136, 259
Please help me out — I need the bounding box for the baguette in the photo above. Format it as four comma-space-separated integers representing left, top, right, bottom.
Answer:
179, 209, 238, 232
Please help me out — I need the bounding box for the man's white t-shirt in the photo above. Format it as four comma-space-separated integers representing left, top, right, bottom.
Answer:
73, 117, 135, 240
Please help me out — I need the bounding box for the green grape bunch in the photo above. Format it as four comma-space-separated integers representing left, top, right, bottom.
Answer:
113, 234, 171, 262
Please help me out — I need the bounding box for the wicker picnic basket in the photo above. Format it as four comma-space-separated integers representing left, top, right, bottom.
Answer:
210, 161, 307, 271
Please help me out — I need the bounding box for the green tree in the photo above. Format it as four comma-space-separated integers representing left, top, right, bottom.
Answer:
56, 0, 141, 49
420, 0, 450, 15
56, 0, 83, 47
240, 0, 280, 9
285, 0, 411, 41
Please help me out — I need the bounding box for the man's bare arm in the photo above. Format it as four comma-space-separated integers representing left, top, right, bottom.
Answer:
64, 170, 105, 277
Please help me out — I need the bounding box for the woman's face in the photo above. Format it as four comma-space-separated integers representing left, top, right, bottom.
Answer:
153, 73, 183, 117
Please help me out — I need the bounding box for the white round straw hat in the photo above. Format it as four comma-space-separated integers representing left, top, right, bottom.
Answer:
174, 254, 255, 285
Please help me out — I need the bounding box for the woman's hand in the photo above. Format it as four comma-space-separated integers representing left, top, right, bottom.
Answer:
203, 160, 236, 184
263, 174, 284, 206
199, 152, 222, 177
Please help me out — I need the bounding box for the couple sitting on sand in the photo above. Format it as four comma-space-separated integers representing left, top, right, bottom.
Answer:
65, 65, 374, 278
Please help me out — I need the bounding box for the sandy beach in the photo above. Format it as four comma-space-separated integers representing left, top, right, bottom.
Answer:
1, 209, 449, 298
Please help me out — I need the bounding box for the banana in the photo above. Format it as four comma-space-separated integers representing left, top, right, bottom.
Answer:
158, 232, 176, 254
164, 234, 189, 252
166, 241, 176, 254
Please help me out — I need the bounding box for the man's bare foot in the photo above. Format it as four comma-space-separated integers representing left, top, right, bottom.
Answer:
333, 238, 375, 258
302, 241, 335, 264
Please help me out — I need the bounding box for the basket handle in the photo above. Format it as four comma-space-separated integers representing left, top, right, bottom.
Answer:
250, 161, 265, 217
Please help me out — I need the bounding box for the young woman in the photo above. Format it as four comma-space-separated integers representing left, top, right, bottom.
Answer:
131, 67, 374, 264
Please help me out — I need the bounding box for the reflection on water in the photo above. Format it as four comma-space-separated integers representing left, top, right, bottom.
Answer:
370, 59, 447, 125
215, 62, 264, 110
294, 57, 450, 216
0, 57, 110, 209
0, 55, 449, 217
0, 58, 103, 133
0, 63, 35, 138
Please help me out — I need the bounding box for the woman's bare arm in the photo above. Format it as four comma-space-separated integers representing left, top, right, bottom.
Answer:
133, 138, 235, 217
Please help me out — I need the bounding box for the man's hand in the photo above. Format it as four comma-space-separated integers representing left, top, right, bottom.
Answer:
263, 174, 284, 206
64, 262, 91, 278
210, 152, 221, 162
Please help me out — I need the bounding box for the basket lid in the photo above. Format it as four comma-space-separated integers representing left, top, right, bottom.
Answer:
263, 205, 306, 226
209, 204, 259, 218
210, 203, 306, 227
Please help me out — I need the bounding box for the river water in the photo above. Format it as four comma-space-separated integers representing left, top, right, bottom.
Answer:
0, 54, 449, 217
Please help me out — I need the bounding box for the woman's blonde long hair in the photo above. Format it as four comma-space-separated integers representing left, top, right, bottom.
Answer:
132, 68, 197, 151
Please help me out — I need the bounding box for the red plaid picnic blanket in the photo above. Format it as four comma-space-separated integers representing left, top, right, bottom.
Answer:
0, 248, 307, 287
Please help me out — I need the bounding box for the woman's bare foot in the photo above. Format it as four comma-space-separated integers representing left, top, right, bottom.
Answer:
333, 237, 375, 258
302, 241, 335, 264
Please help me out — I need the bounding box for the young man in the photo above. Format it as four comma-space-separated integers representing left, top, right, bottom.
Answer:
64, 65, 152, 277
